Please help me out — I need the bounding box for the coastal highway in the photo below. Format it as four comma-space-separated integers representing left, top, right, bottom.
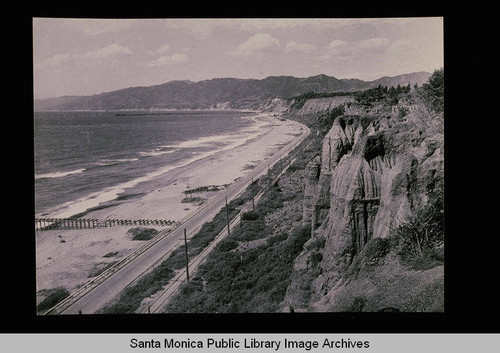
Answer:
48, 119, 310, 315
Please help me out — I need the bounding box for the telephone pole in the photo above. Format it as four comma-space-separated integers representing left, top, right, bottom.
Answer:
225, 197, 230, 236
184, 228, 189, 281
251, 178, 255, 210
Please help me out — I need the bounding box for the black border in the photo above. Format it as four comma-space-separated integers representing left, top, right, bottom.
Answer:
7, 7, 497, 335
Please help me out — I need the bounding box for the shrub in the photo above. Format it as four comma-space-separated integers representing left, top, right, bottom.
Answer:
127, 227, 158, 241
308, 251, 323, 268
88, 261, 118, 278
266, 232, 288, 246
100, 264, 175, 314
393, 195, 444, 268
241, 210, 259, 221
167, 210, 310, 313
349, 297, 367, 312
318, 105, 345, 129
363, 237, 391, 263
37, 287, 70, 313
216, 239, 239, 252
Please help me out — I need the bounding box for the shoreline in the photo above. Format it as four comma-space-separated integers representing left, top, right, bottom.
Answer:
34, 108, 259, 114
35, 113, 305, 299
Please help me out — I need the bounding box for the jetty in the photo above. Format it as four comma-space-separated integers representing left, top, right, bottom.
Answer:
35, 218, 176, 231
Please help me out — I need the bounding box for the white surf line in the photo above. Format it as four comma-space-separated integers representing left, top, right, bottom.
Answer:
45, 118, 309, 315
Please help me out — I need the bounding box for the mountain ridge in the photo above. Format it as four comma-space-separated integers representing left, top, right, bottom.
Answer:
35, 71, 431, 111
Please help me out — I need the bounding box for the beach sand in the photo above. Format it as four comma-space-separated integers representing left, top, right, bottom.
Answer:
35, 113, 305, 299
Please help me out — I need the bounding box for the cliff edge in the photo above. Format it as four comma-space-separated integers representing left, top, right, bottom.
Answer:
284, 73, 444, 312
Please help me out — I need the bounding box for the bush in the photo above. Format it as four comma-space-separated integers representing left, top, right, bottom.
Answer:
166, 206, 310, 313
216, 239, 239, 252
363, 237, 391, 263
127, 227, 158, 241
267, 232, 288, 246
37, 287, 70, 313
393, 196, 444, 268
318, 105, 345, 129
100, 264, 175, 314
241, 210, 259, 221
308, 251, 323, 268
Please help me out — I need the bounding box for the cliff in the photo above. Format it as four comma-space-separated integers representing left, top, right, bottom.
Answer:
283, 88, 444, 312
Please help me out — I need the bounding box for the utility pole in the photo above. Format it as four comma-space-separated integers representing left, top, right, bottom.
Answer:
184, 228, 189, 281
251, 178, 255, 211
225, 197, 230, 236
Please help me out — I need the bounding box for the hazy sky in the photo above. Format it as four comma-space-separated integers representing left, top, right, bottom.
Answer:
33, 18, 444, 99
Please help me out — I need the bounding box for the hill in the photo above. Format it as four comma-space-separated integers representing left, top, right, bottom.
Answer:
34, 72, 430, 111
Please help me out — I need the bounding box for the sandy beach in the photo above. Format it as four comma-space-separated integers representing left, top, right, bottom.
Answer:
35, 113, 305, 300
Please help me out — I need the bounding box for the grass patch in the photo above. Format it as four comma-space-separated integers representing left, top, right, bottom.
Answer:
166, 180, 310, 313
166, 222, 311, 313
127, 227, 158, 241
388, 183, 444, 270
241, 210, 259, 221
116, 193, 145, 201
37, 287, 70, 314
103, 251, 119, 258
184, 185, 224, 195
181, 196, 206, 204
88, 261, 118, 278
393, 199, 444, 270
100, 263, 176, 314
363, 237, 391, 265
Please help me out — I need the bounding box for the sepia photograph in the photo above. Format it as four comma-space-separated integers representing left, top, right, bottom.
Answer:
33, 18, 444, 318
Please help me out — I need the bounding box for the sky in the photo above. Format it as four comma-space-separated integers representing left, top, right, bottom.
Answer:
33, 18, 444, 100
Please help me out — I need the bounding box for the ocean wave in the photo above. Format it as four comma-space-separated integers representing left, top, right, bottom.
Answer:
96, 158, 139, 166
35, 168, 86, 179
36, 112, 274, 219
139, 149, 177, 157
39, 160, 186, 219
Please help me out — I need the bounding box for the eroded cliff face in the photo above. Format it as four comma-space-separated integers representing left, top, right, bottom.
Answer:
284, 96, 444, 311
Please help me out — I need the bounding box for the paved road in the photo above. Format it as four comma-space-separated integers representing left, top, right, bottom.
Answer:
53, 120, 309, 315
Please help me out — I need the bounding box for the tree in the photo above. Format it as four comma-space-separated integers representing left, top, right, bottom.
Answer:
421, 68, 444, 114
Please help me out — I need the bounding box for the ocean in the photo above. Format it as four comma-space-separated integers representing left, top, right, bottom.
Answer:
34, 110, 260, 219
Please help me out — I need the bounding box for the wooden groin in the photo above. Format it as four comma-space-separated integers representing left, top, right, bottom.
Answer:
35, 218, 176, 231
